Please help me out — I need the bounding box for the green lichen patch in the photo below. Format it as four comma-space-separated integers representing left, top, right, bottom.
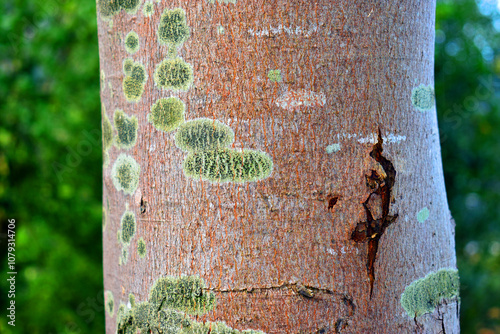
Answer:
111, 153, 141, 194
120, 247, 129, 265
154, 57, 193, 91
119, 301, 189, 334
143, 1, 154, 17
124, 31, 140, 54
117, 275, 266, 334
411, 84, 435, 111
242, 330, 266, 334
123, 58, 134, 76
267, 69, 282, 83
401, 268, 460, 317
97, 0, 142, 19
97, 0, 120, 19
129, 293, 136, 307
183, 148, 273, 183
148, 97, 185, 132
113, 110, 138, 149
417, 207, 430, 223
157, 8, 190, 47
105, 290, 115, 317
123, 76, 145, 102
180, 321, 265, 334
120, 210, 136, 244
175, 118, 234, 152
103, 111, 113, 151
120, 0, 142, 14
122, 60, 147, 102
103, 207, 107, 230
130, 65, 146, 83
137, 237, 147, 258
149, 276, 216, 315
131, 302, 153, 331
104, 151, 110, 168
116, 303, 128, 327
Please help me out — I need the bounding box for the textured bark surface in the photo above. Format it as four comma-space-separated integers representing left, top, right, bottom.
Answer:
99, 1, 459, 333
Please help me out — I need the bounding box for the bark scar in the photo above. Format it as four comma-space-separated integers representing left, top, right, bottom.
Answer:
350, 129, 398, 298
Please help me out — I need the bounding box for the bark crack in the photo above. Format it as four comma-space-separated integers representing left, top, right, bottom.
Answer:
206, 282, 339, 297
437, 304, 448, 334
350, 129, 398, 298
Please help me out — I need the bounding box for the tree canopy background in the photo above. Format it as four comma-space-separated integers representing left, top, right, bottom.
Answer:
0, 0, 498, 332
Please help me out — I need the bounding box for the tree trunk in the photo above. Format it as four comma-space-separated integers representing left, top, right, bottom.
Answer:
98, 0, 459, 333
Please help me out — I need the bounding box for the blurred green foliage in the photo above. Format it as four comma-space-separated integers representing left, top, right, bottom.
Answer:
436, 0, 500, 332
0, 0, 103, 333
0, 0, 498, 333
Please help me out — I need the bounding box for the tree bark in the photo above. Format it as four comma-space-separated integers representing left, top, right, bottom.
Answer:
99, 0, 459, 333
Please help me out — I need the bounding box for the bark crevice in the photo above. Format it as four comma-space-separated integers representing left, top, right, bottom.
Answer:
350, 128, 398, 298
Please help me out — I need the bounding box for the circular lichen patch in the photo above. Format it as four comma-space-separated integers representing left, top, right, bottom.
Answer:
120, 211, 136, 244
411, 84, 435, 111
98, 0, 120, 19
267, 69, 282, 82
105, 290, 115, 317
143, 1, 154, 17
123, 76, 145, 102
154, 57, 193, 91
114, 110, 138, 149
97, 0, 142, 19
125, 31, 140, 54
123, 58, 134, 76
417, 207, 430, 223
122, 61, 147, 102
148, 97, 185, 132
111, 154, 141, 194
157, 8, 190, 46
120, 0, 142, 14
137, 237, 147, 258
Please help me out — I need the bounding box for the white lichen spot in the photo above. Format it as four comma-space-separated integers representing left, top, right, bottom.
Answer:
276, 89, 326, 109
248, 24, 319, 38
417, 207, 430, 223
326, 143, 341, 154
217, 25, 225, 35
357, 133, 407, 144
207, 0, 236, 4
332, 132, 406, 145
326, 248, 337, 256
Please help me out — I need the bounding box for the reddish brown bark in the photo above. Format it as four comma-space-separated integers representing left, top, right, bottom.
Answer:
99, 1, 459, 333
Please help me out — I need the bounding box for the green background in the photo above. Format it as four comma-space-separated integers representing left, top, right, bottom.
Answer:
0, 0, 499, 332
